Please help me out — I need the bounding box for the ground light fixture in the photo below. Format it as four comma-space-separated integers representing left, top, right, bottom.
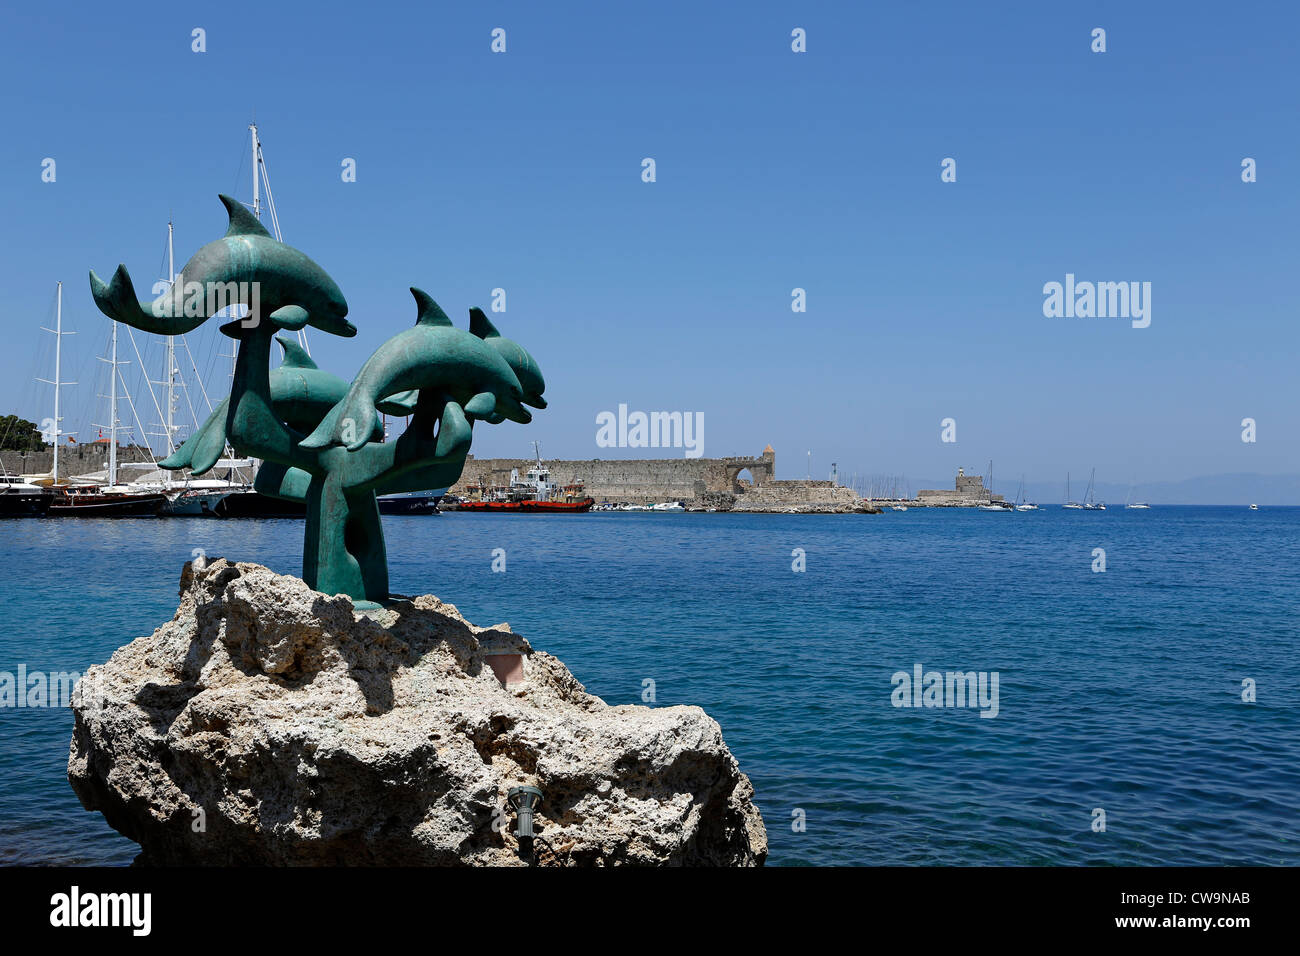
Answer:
507, 786, 544, 839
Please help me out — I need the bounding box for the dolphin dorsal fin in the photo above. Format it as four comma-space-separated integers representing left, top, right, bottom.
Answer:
410, 287, 453, 327
469, 307, 501, 339
219, 194, 273, 239
276, 335, 318, 369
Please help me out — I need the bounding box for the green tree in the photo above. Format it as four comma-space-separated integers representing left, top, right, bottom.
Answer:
0, 415, 46, 452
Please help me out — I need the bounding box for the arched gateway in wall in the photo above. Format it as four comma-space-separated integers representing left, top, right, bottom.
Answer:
723, 445, 776, 493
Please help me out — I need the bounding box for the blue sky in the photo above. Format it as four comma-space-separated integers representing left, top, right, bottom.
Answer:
1, 0, 1296, 488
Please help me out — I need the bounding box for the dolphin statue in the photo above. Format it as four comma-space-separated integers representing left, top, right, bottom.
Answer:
469, 308, 547, 413
161, 336, 416, 476
299, 288, 530, 453
89, 194, 355, 339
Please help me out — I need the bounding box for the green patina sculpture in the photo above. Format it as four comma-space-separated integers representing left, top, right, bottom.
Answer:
90, 195, 546, 606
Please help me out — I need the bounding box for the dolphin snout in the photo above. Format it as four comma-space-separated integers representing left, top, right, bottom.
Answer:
496, 394, 532, 424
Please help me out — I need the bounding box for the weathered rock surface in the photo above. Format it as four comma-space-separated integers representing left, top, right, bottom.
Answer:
68, 559, 766, 866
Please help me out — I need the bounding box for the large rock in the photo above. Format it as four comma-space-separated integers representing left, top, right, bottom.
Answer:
68, 559, 766, 866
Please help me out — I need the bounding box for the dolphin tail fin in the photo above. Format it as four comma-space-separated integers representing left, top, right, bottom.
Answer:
89, 265, 154, 327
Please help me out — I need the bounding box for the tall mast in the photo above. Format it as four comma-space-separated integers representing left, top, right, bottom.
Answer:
54, 283, 63, 483
166, 219, 176, 457
248, 122, 307, 355
224, 122, 263, 389
250, 123, 261, 220
108, 321, 119, 486
96, 316, 133, 486
38, 282, 77, 483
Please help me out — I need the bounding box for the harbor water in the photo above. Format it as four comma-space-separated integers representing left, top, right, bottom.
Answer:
1, 506, 1297, 866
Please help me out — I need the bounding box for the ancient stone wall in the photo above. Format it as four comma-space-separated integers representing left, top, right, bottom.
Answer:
450, 446, 780, 504
0, 443, 156, 479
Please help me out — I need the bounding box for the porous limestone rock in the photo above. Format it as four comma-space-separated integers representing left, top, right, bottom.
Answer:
68, 559, 766, 866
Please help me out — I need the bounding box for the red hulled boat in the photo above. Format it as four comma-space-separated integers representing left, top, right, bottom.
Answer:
441, 446, 594, 513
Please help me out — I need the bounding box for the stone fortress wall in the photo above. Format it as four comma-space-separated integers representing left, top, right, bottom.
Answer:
449, 445, 865, 512
1, 443, 156, 479
913, 467, 1004, 506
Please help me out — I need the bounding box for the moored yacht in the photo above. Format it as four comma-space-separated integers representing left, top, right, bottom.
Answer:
0, 475, 52, 517
1063, 472, 1083, 509
1082, 468, 1106, 509
1013, 474, 1038, 511
48, 482, 167, 517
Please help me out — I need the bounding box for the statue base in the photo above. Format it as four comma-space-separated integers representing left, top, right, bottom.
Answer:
67, 560, 767, 866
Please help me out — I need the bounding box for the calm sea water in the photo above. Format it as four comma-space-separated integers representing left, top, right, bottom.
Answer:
2, 506, 1297, 866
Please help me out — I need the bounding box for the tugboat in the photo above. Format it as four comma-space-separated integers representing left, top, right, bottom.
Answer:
442, 444, 594, 513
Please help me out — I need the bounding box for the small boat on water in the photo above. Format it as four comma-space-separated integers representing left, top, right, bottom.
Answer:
979, 461, 1012, 510
441, 444, 594, 513
1124, 483, 1151, 509
1063, 472, 1083, 509
1249, 503, 1259, 511
1013, 474, 1037, 511
1083, 468, 1105, 510
377, 491, 443, 515
652, 500, 686, 512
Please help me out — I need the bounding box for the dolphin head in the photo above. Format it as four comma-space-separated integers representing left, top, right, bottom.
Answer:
216, 195, 355, 338
298, 271, 353, 338
469, 308, 546, 409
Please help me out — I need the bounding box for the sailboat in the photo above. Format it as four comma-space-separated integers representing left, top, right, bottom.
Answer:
1083, 468, 1105, 510
44, 283, 167, 517
1124, 478, 1150, 510
892, 475, 909, 511
978, 460, 1011, 510
1063, 472, 1083, 509
1014, 474, 1037, 511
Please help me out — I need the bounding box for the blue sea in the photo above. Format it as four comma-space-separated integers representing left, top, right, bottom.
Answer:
2, 507, 1297, 866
